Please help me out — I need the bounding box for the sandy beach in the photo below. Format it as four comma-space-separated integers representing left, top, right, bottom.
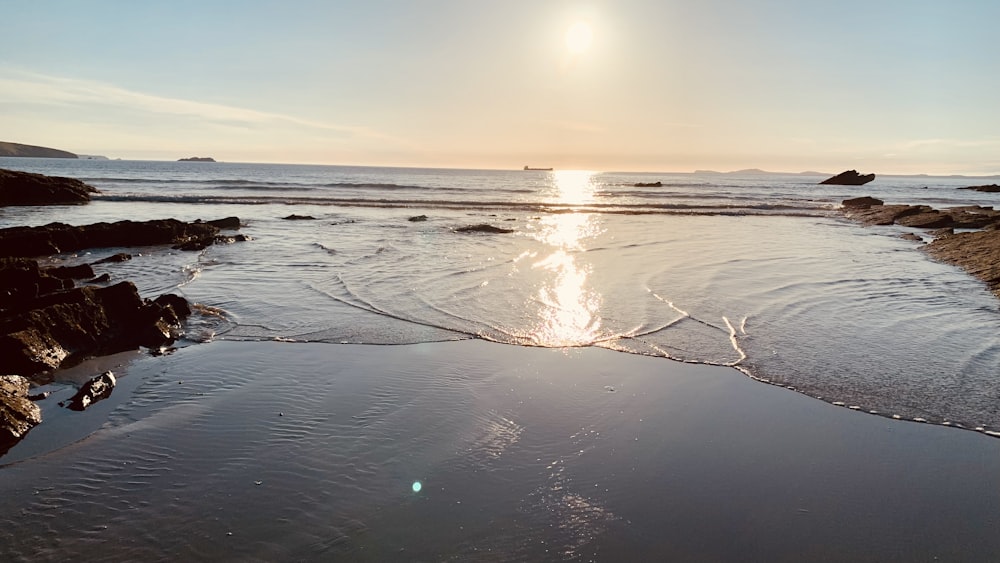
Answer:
2, 339, 998, 561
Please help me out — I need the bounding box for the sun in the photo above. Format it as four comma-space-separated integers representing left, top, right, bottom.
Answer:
565, 21, 593, 54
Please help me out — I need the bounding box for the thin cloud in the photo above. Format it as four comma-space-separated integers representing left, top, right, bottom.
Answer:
0, 68, 411, 146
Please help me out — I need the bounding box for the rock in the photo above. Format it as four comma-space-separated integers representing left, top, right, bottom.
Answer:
900, 233, 923, 242
0, 219, 221, 258
842, 196, 884, 208
408, 215, 428, 222
92, 253, 132, 265
455, 224, 515, 234
282, 214, 316, 221
925, 230, 1000, 296
0, 374, 42, 454
0, 168, 98, 206
178, 157, 216, 162
65, 371, 116, 411
634, 181, 662, 187
0, 279, 193, 377
205, 216, 241, 230
88, 273, 111, 284
930, 228, 954, 238
843, 204, 930, 226
820, 170, 876, 185
895, 209, 954, 229
958, 184, 1000, 192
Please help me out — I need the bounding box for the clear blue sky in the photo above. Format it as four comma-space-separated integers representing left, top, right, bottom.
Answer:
2, 0, 998, 174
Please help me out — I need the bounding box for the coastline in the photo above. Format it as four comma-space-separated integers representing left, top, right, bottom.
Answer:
2, 339, 999, 560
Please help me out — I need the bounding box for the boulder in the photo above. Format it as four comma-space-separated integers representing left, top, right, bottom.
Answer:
842, 196, 883, 208
0, 374, 42, 455
44, 264, 95, 280
205, 216, 241, 230
634, 181, 662, 187
455, 224, 515, 234
0, 168, 98, 206
282, 214, 316, 220
408, 215, 428, 222
820, 170, 876, 185
958, 184, 1000, 193
0, 278, 193, 377
64, 371, 116, 411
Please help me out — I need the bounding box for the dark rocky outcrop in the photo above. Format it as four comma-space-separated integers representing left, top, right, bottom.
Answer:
178, 157, 216, 162
204, 216, 241, 230
842, 197, 1000, 296
926, 230, 1000, 296
958, 184, 1000, 193
0, 280, 191, 376
634, 181, 662, 187
0, 374, 42, 455
408, 215, 428, 222
0, 219, 224, 258
820, 170, 876, 185
843, 200, 1000, 230
0, 141, 77, 159
455, 224, 515, 234
282, 214, 316, 221
0, 168, 98, 206
842, 196, 884, 208
64, 371, 116, 411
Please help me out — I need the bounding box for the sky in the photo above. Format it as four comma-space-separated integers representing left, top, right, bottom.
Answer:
1, 0, 998, 174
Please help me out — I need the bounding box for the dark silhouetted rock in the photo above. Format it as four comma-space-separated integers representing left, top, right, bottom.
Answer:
0, 277, 193, 377
93, 253, 132, 265
88, 274, 111, 284
408, 215, 428, 222
64, 371, 116, 411
455, 224, 515, 234
205, 217, 241, 230
282, 214, 316, 220
0, 168, 98, 206
0, 374, 42, 455
842, 196, 884, 208
958, 184, 1000, 193
178, 157, 216, 162
634, 181, 662, 187
0, 219, 221, 258
820, 170, 875, 185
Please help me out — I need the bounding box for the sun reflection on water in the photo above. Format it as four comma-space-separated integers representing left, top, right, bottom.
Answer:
549, 170, 597, 205
527, 171, 605, 347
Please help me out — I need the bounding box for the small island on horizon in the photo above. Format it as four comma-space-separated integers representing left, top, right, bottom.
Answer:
178, 157, 216, 162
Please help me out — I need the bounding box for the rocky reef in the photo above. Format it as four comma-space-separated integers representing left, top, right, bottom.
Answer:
841, 196, 1000, 296
821, 170, 876, 185
0, 202, 246, 453
0, 168, 98, 206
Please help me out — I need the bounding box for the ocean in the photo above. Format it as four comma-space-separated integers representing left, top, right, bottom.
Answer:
2, 158, 1000, 560
4, 158, 998, 430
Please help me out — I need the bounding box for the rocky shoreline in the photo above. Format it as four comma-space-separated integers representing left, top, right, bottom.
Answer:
842, 195, 1000, 296
0, 168, 247, 455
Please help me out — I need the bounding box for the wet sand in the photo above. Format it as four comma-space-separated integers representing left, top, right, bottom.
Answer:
1, 340, 999, 561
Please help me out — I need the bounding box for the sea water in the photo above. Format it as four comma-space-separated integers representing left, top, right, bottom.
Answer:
2, 158, 999, 430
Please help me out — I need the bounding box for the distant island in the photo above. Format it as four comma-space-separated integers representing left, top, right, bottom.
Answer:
179, 156, 216, 162
523, 166, 552, 171
0, 141, 77, 159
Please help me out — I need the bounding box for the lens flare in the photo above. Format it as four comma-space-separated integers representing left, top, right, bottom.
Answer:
412, 481, 422, 493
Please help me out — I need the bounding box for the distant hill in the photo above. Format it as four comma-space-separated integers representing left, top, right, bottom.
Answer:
0, 141, 78, 159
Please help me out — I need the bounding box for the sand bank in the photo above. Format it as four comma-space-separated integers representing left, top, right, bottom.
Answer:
1, 339, 998, 561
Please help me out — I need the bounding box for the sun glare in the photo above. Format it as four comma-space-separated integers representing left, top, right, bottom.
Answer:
565, 21, 593, 54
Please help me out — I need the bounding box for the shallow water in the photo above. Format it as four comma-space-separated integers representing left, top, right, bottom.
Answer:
1, 341, 998, 561
2, 158, 1000, 431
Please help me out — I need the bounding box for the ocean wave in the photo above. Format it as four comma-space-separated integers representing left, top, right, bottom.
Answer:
91, 193, 834, 216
